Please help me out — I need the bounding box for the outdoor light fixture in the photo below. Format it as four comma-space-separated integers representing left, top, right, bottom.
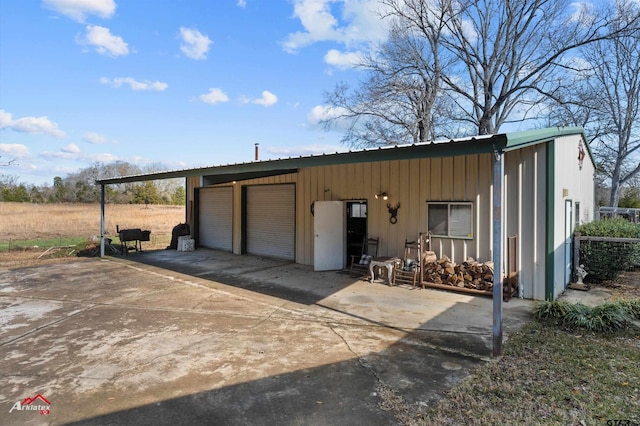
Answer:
375, 192, 389, 200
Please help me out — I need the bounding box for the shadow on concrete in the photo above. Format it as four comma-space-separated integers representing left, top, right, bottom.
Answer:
45, 248, 532, 425
64, 314, 488, 426
125, 248, 365, 305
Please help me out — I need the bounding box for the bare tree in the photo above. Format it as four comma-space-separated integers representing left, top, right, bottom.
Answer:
586, 4, 640, 207
548, 1, 640, 207
142, 162, 184, 201
422, 0, 638, 134
325, 0, 640, 147
322, 4, 451, 146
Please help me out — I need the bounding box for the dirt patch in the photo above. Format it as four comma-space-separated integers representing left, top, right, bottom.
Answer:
600, 269, 640, 299
0, 250, 72, 269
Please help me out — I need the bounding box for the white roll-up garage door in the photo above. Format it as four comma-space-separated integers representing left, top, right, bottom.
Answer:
198, 187, 233, 251
246, 184, 295, 260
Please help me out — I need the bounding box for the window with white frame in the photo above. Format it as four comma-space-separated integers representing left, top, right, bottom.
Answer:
427, 202, 474, 239
349, 202, 367, 218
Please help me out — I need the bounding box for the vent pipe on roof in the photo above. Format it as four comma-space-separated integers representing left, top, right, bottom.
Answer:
255, 143, 259, 161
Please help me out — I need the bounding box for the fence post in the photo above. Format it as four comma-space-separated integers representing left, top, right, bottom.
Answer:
573, 231, 581, 283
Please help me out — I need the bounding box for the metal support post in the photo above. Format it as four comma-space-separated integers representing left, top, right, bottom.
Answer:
492, 150, 504, 357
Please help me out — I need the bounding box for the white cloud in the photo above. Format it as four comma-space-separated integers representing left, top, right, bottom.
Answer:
87, 152, 117, 163
307, 104, 348, 124
0, 143, 31, 158
83, 131, 117, 144
40, 150, 77, 160
324, 49, 362, 69
199, 88, 229, 104
237, 0, 247, 7
62, 143, 81, 153
40, 146, 117, 163
100, 77, 168, 91
569, 1, 597, 26
307, 104, 351, 131
563, 56, 593, 78
78, 25, 129, 57
282, 0, 389, 53
179, 27, 212, 60
42, 0, 116, 22
283, 0, 338, 53
0, 109, 66, 137
256, 91, 278, 106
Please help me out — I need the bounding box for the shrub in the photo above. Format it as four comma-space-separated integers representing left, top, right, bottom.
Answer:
533, 299, 640, 332
575, 219, 640, 282
617, 299, 640, 319
577, 217, 640, 238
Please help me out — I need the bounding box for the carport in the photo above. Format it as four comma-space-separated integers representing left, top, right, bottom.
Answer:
95, 127, 597, 356
95, 138, 516, 355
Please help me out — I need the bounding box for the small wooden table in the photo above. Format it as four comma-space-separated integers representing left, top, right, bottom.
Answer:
369, 257, 401, 285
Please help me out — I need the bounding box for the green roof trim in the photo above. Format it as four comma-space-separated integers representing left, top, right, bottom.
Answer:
95, 126, 586, 185
503, 126, 595, 168
503, 126, 584, 150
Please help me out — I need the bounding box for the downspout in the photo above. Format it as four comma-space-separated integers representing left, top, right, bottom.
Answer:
100, 184, 106, 258
492, 149, 504, 357
545, 141, 556, 300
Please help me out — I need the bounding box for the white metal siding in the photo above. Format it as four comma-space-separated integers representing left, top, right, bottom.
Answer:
505, 145, 547, 300
246, 184, 295, 260
199, 187, 233, 250
552, 134, 596, 298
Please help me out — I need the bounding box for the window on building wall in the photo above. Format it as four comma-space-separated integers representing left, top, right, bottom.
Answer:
349, 202, 367, 218
575, 202, 581, 226
427, 202, 473, 239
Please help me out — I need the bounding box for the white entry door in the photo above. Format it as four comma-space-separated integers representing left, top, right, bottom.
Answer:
314, 201, 345, 271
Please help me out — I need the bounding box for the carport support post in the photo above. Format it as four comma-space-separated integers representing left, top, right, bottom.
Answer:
492, 150, 504, 357
100, 184, 105, 258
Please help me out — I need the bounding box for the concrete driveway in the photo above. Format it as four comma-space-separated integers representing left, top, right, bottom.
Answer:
0, 249, 532, 425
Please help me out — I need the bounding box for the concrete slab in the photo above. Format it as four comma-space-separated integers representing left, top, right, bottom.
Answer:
558, 286, 614, 306
0, 249, 534, 425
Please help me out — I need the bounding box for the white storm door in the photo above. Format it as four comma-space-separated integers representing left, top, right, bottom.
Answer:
314, 201, 345, 271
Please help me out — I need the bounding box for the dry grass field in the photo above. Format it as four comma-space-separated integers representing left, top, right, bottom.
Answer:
0, 202, 185, 265
0, 202, 185, 241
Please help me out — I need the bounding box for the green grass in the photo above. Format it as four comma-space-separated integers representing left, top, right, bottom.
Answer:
0, 236, 90, 252
421, 322, 639, 425
0, 235, 173, 258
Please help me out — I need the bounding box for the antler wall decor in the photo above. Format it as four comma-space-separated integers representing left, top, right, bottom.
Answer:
387, 202, 400, 224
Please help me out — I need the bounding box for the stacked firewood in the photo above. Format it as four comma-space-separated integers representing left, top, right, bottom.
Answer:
422, 255, 494, 291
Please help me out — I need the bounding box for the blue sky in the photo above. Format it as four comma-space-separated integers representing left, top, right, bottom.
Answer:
0, 0, 390, 185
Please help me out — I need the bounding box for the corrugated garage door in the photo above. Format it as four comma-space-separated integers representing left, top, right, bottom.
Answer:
199, 187, 233, 251
246, 184, 295, 260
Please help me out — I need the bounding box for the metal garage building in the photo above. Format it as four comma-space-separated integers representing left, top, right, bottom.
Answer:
97, 127, 596, 301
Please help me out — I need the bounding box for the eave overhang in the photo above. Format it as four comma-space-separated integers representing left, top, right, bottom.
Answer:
95, 126, 587, 186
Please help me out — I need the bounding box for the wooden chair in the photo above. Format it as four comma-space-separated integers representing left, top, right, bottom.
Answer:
349, 237, 379, 277
392, 239, 421, 287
